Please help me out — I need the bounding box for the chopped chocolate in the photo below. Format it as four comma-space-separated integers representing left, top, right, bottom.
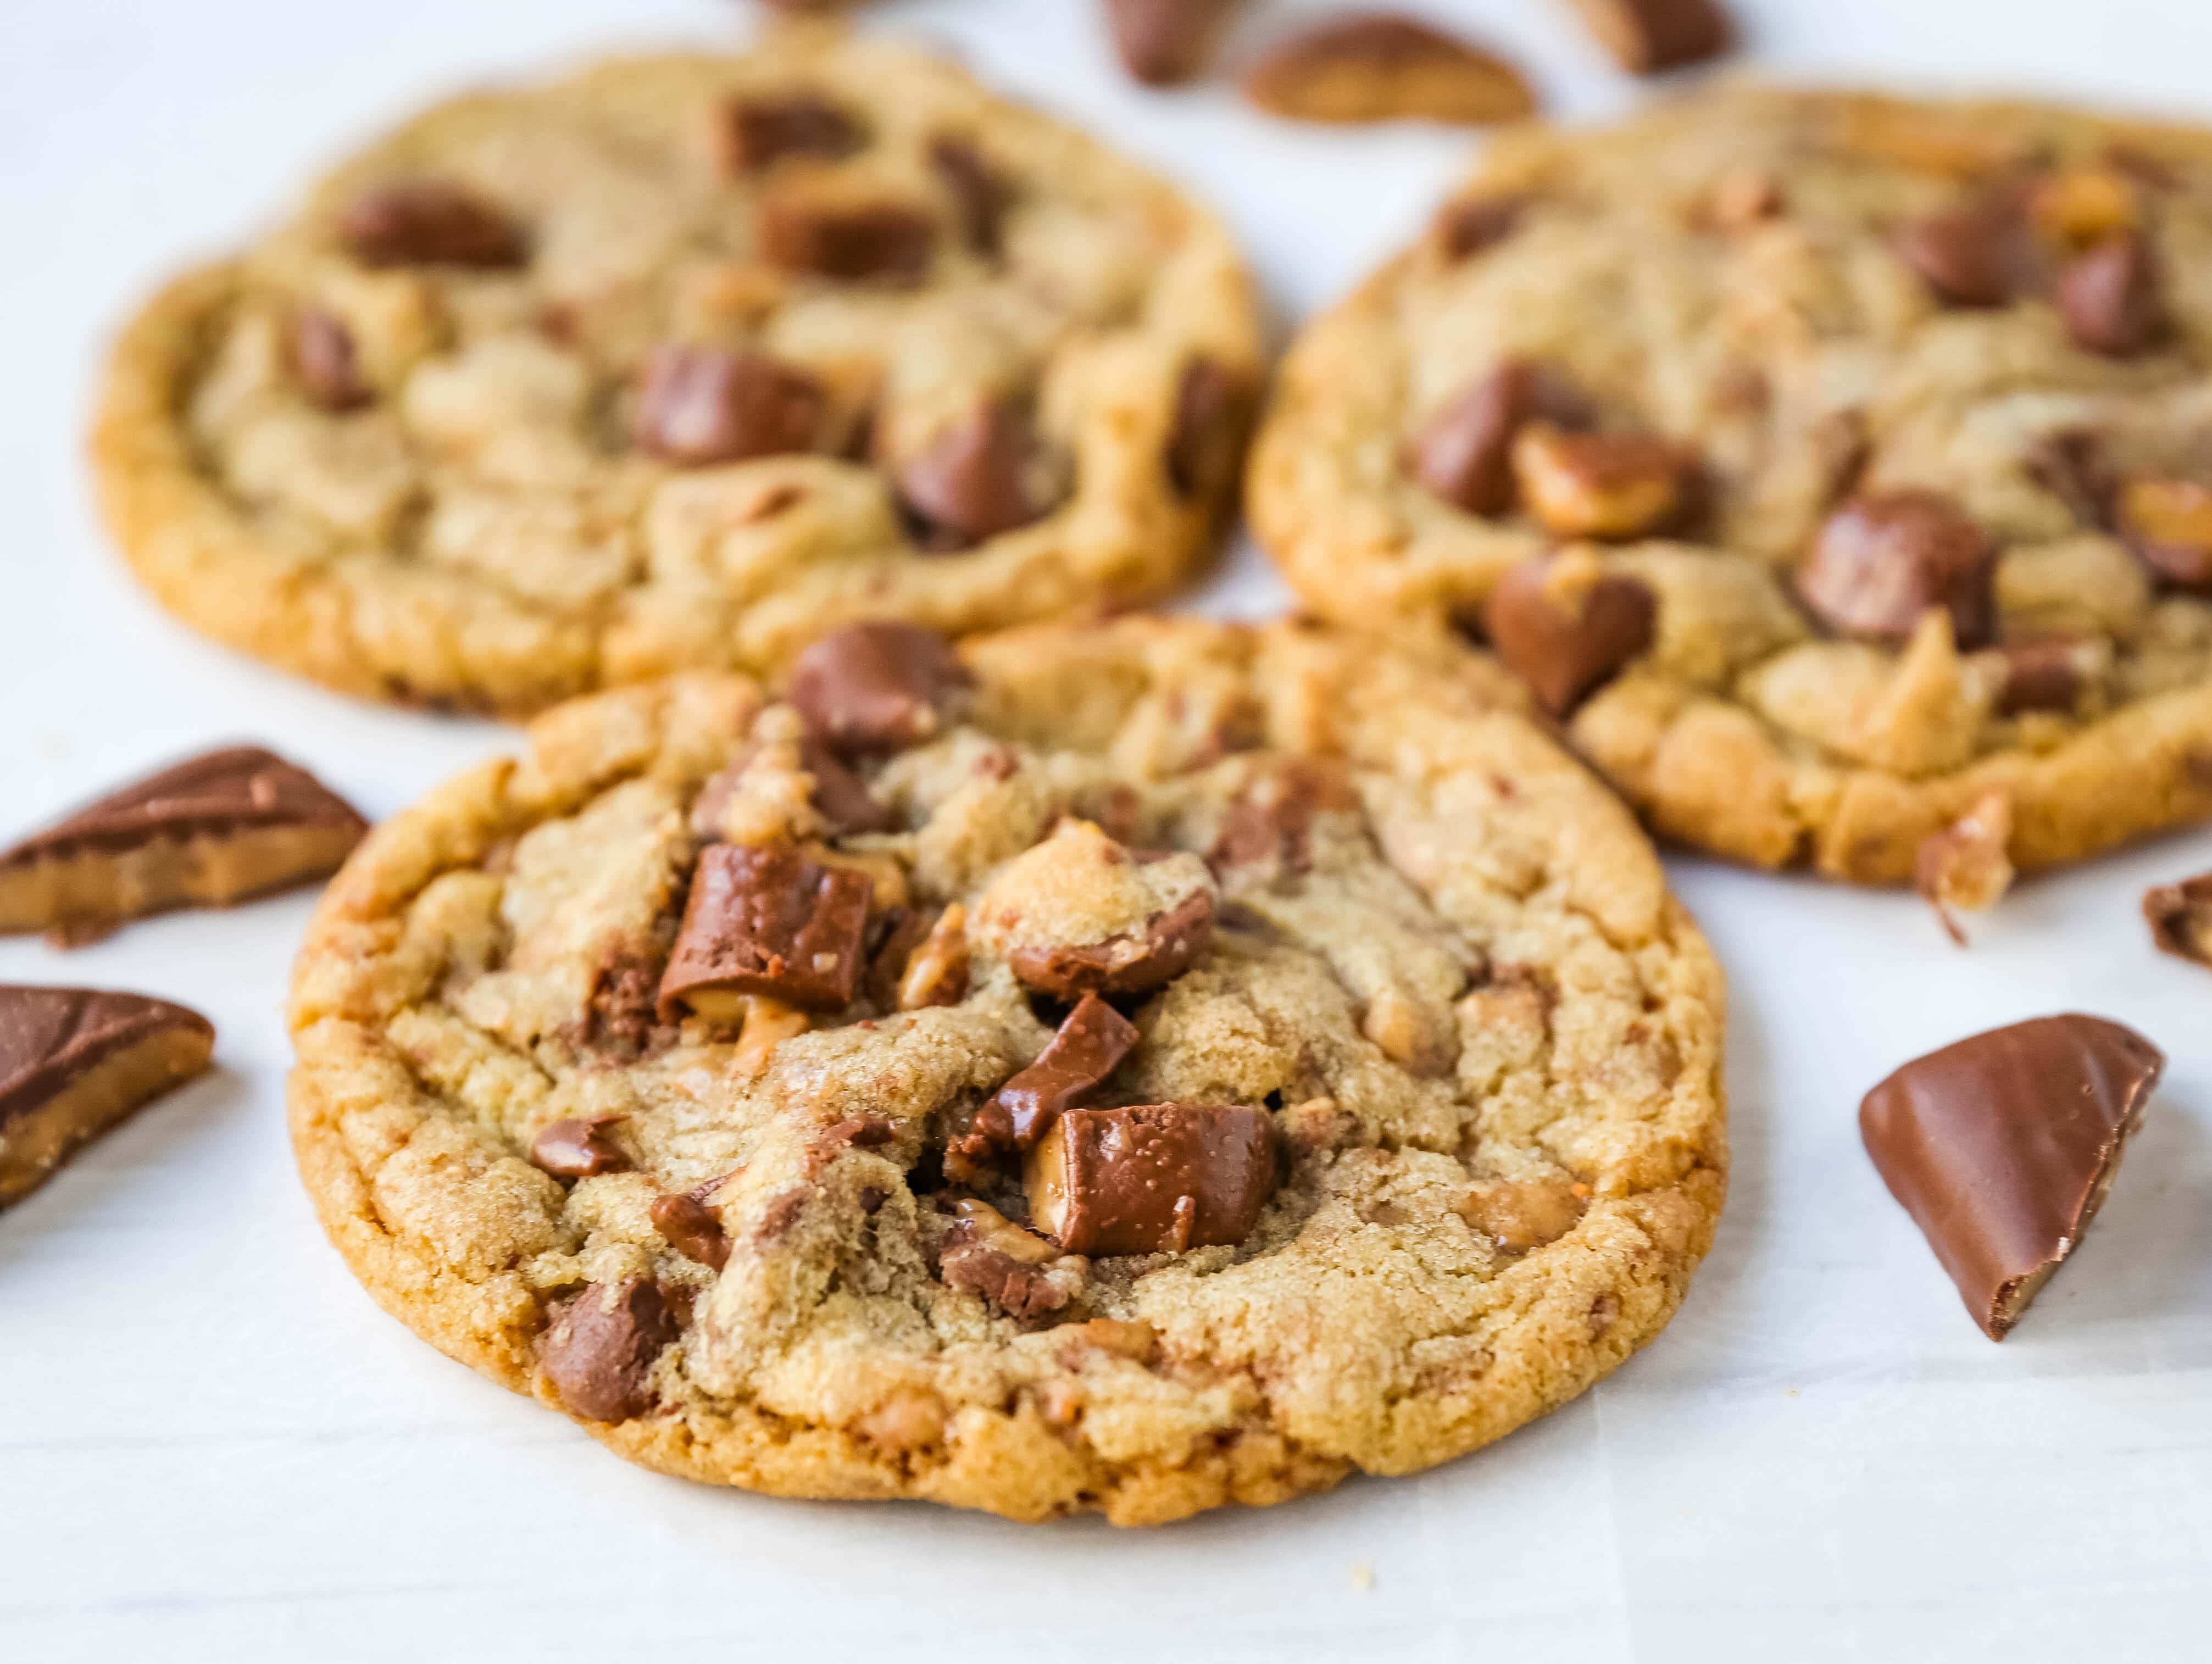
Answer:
1796, 491, 1997, 648
541, 1278, 680, 1421
1563, 0, 1732, 75
2144, 872, 2212, 967
1025, 1102, 1278, 1256
895, 400, 1052, 548
1207, 758, 1358, 880
719, 94, 867, 174
1861, 1015, 2163, 1339
2115, 476, 2212, 591
1996, 640, 2090, 716
976, 993, 1138, 1151
929, 136, 1010, 254
1434, 193, 1526, 260
581, 958, 666, 1059
1483, 556, 1657, 717
2055, 230, 2162, 357
864, 906, 933, 1010
800, 736, 893, 836
1104, 0, 1242, 87
290, 309, 371, 411
657, 843, 873, 1018
941, 1240, 1069, 1322
338, 179, 525, 269
650, 1192, 733, 1271
1510, 425, 1691, 540
1242, 15, 1536, 126
1007, 888, 1216, 1003
825, 1114, 896, 1149
788, 621, 971, 756
2029, 428, 2116, 527
632, 344, 829, 465
890, 905, 969, 1011
760, 197, 935, 282
1891, 180, 2045, 308
0, 986, 214, 1209
1409, 360, 1591, 516
529, 1116, 630, 1180
0, 746, 368, 944
1166, 357, 1254, 501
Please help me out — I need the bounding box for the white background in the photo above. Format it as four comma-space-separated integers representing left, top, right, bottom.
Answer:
4, 3, 2210, 1660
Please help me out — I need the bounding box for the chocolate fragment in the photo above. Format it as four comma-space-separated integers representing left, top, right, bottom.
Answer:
2115, 477, 2212, 591
1891, 181, 2041, 308
1435, 193, 1526, 260
1207, 759, 1357, 880
895, 400, 1052, 548
632, 344, 829, 465
541, 1279, 680, 1421
1483, 556, 1657, 717
977, 993, 1138, 1151
2029, 428, 2116, 527
939, 1197, 1068, 1323
1796, 492, 1997, 648
1025, 1102, 1277, 1256
1166, 357, 1253, 502
1243, 15, 1536, 126
657, 843, 872, 1019
719, 95, 866, 174
1007, 888, 1215, 1003
788, 622, 970, 756
801, 737, 894, 836
1563, 0, 1731, 75
0, 746, 369, 944
291, 309, 371, 411
338, 179, 524, 269
2143, 872, 2212, 968
929, 136, 1010, 254
1995, 640, 2089, 716
0, 986, 214, 1209
2055, 231, 2161, 357
1510, 425, 1691, 540
760, 197, 935, 282
529, 1116, 630, 1180
650, 1192, 733, 1271
1409, 360, 1589, 516
1860, 1015, 2163, 1339
1104, 0, 1242, 87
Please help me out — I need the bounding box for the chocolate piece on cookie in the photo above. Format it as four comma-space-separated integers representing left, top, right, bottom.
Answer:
2144, 872, 2212, 967
0, 986, 214, 1209
338, 179, 524, 269
657, 844, 873, 1019
974, 993, 1138, 1151
975, 820, 1218, 1001
542, 1279, 680, 1422
1860, 1015, 2163, 1340
632, 345, 830, 465
1797, 493, 1997, 648
530, 1116, 631, 1180
1483, 555, 1655, 716
895, 400, 1054, 548
788, 622, 970, 756
1025, 1102, 1277, 1256
0, 747, 368, 946
1242, 15, 1535, 126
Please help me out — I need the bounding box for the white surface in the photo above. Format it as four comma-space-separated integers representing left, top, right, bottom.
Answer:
3, 2, 2210, 1659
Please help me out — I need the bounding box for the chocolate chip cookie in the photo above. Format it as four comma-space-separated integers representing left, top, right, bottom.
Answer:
94, 31, 1261, 717
1249, 87, 2212, 888
286, 616, 1725, 1523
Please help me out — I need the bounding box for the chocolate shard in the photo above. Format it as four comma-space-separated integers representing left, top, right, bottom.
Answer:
2144, 872, 2212, 968
760, 197, 936, 282
2055, 230, 2162, 358
632, 344, 829, 466
0, 986, 214, 1209
650, 1192, 732, 1271
1007, 888, 1217, 1002
0, 746, 369, 944
1409, 360, 1590, 516
788, 622, 971, 757
929, 136, 1011, 255
1796, 491, 1998, 648
895, 400, 1053, 548
718, 94, 868, 174
1104, 0, 1242, 87
1242, 15, 1536, 126
1025, 1102, 1278, 1256
1207, 758, 1358, 881
1563, 0, 1732, 75
657, 843, 873, 1019
290, 309, 371, 411
800, 736, 893, 836
1483, 555, 1657, 717
977, 993, 1139, 1151
1859, 1014, 2164, 1340
338, 179, 525, 269
541, 1278, 680, 1422
529, 1116, 630, 1181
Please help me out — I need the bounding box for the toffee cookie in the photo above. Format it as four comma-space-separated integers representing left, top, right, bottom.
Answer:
1249, 87, 2212, 887
286, 616, 1725, 1524
93, 32, 1261, 717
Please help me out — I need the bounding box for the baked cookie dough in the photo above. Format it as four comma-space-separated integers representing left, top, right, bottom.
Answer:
286, 615, 1725, 1524
1249, 86, 2212, 884
93, 30, 1261, 717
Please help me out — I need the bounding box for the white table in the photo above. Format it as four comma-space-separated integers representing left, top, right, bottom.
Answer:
3, 3, 2208, 1659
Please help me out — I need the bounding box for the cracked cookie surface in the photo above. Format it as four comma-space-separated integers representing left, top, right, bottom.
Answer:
1249, 86, 2212, 884
93, 31, 1260, 716
286, 615, 1725, 1524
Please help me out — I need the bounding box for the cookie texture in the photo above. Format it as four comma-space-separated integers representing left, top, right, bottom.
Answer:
1249, 86, 2212, 883
93, 32, 1261, 716
286, 616, 1725, 1524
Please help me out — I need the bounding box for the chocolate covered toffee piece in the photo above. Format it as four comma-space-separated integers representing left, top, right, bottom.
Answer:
1561, 0, 1732, 76
2144, 871, 2212, 966
0, 747, 366, 945
285, 615, 1725, 1523
1860, 1015, 2163, 1340
0, 986, 215, 1209
1252, 88, 2212, 888
92, 35, 1261, 716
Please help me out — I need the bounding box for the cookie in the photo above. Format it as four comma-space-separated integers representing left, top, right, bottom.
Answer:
1249, 87, 2212, 887
286, 615, 1725, 1524
93, 31, 1261, 717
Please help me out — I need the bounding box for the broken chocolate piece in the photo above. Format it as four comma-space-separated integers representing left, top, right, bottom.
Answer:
760, 197, 935, 282
1891, 180, 2044, 308
979, 993, 1138, 1151
896, 400, 1052, 548
1996, 640, 2090, 716
1104, 0, 1242, 87
2144, 872, 2212, 968
1409, 360, 1589, 516
1860, 1014, 2163, 1340
529, 1116, 630, 1181
650, 1192, 732, 1271
1025, 1102, 1278, 1256
1242, 15, 1536, 126
338, 179, 524, 269
1166, 357, 1254, 502
929, 136, 1010, 254
541, 1278, 680, 1421
1915, 789, 2015, 944
1207, 759, 1357, 880
2115, 476, 2212, 591
657, 843, 872, 1018
290, 309, 371, 411
1435, 193, 1526, 259
632, 344, 829, 466
0, 747, 369, 944
0, 986, 214, 1209
1510, 424, 1691, 540
2055, 231, 2161, 357
1007, 888, 1216, 1003
939, 1196, 1068, 1322
788, 621, 970, 756
1483, 556, 1657, 717
1796, 492, 1997, 648
2028, 429, 2116, 527
719, 95, 866, 174
800, 736, 893, 836
1563, 0, 1731, 75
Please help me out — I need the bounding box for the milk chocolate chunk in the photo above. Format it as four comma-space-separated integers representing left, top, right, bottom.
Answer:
2056, 230, 2162, 357
2115, 477, 2212, 591
632, 344, 829, 465
1410, 361, 1589, 516
338, 179, 525, 269
720, 95, 867, 174
1166, 357, 1254, 502
1025, 1102, 1277, 1256
788, 622, 970, 756
1996, 640, 2089, 716
896, 400, 1051, 548
1859, 1014, 2163, 1340
1006, 887, 1216, 1004
1483, 556, 1657, 717
650, 1192, 732, 1271
530, 1116, 630, 1181
657, 844, 872, 1019
1796, 492, 1997, 648
0, 986, 214, 1209
800, 736, 893, 836
1891, 180, 2043, 308
290, 309, 371, 412
1207, 758, 1357, 880
2144, 872, 2212, 967
541, 1278, 680, 1422
1242, 15, 1536, 126
1563, 0, 1731, 75
979, 993, 1138, 1151
929, 136, 1010, 254
1435, 194, 1526, 260
760, 197, 935, 282
1104, 0, 1242, 87
0, 747, 369, 944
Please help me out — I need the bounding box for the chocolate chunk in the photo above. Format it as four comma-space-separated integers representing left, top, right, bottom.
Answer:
2028, 428, 2116, 527
877, 904, 968, 1011
825, 1114, 896, 1149
2144, 872, 2212, 968
1006, 888, 1216, 1003
977, 993, 1139, 1151
864, 906, 933, 1009
650, 1192, 732, 1271
338, 179, 525, 269
788, 621, 970, 757
0, 746, 368, 944
0, 986, 214, 1209
1510, 425, 1691, 540
1104, 0, 1242, 86
1242, 15, 1536, 126
541, 1278, 680, 1421
1483, 556, 1657, 717
2056, 231, 2161, 357
1434, 194, 1526, 260
529, 1116, 630, 1180
1860, 1015, 2163, 1340
580, 958, 669, 1060
632, 344, 829, 466
1796, 492, 1997, 648
895, 400, 1052, 548
929, 136, 1010, 254
657, 843, 873, 1018
719, 95, 866, 173
799, 736, 893, 837
1995, 640, 2088, 716
1891, 185, 2039, 307
1563, 0, 1732, 75
760, 197, 935, 282
1207, 759, 1358, 880
290, 309, 371, 411
1025, 1102, 1278, 1256
1409, 361, 1589, 515
940, 1239, 1069, 1323
2115, 477, 2212, 592
1166, 357, 1254, 502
